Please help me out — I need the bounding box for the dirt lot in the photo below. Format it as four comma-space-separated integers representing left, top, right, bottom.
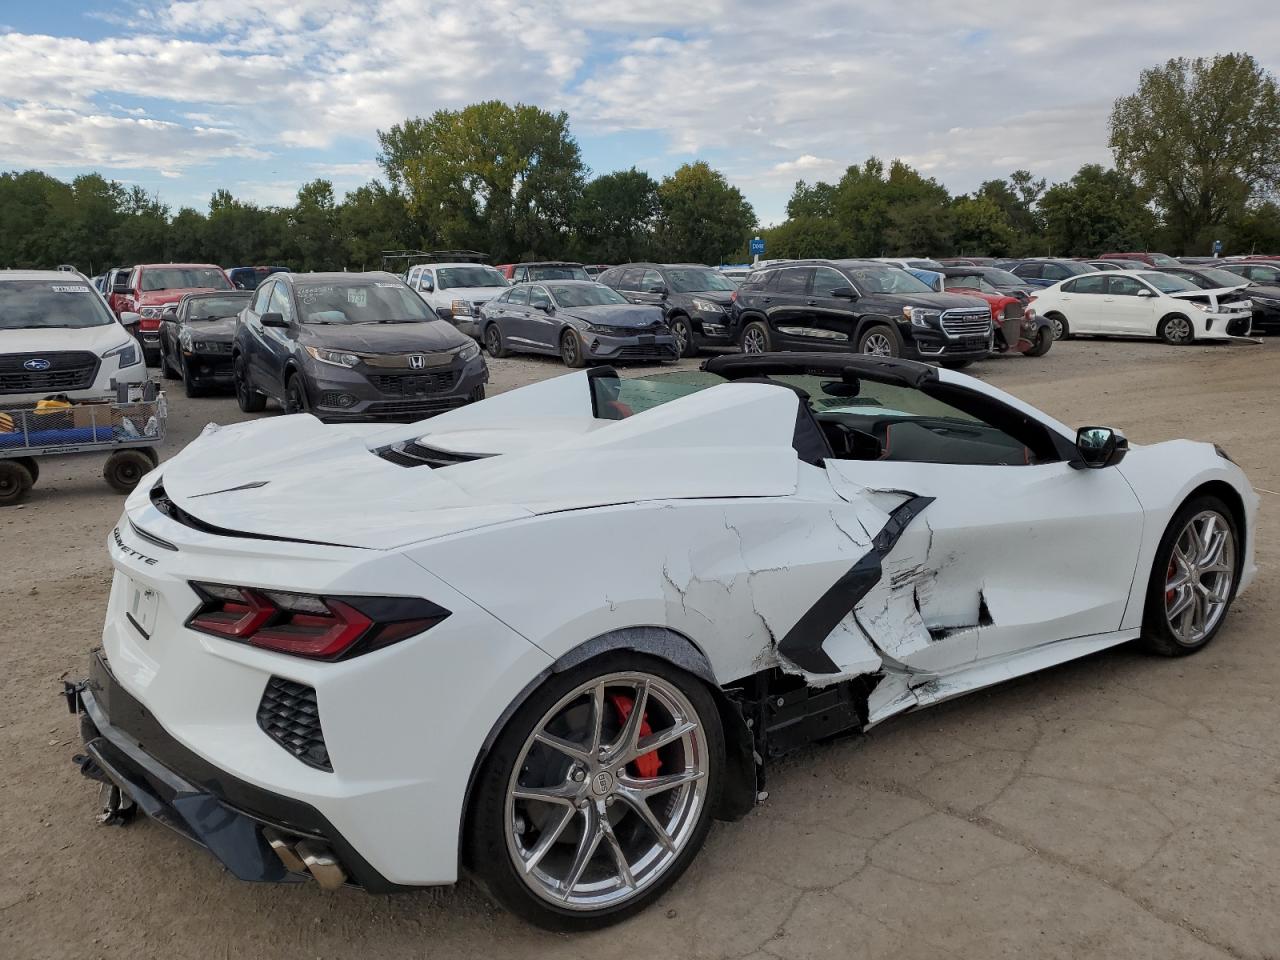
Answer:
3, 338, 1278, 959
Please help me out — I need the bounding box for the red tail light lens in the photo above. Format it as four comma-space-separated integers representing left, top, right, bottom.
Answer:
186, 583, 450, 660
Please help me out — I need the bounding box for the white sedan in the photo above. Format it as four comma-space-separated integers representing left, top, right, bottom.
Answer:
67, 353, 1257, 929
1031, 269, 1253, 343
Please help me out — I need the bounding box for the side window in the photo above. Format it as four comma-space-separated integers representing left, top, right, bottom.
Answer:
512, 267, 528, 283
640, 268, 665, 291
811, 267, 849, 296
1068, 275, 1106, 295
250, 282, 273, 313
508, 286, 529, 306
267, 283, 295, 322
773, 268, 812, 296
529, 286, 551, 310
598, 268, 620, 287
1107, 275, 1144, 297
619, 268, 645, 290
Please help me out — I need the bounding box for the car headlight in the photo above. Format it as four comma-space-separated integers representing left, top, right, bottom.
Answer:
1189, 301, 1211, 311
455, 340, 481, 362
193, 340, 208, 351
179, 328, 193, 350
691, 298, 724, 313
584, 322, 618, 334
304, 346, 361, 367
103, 339, 139, 367
139, 306, 161, 319
451, 299, 474, 317
903, 306, 940, 327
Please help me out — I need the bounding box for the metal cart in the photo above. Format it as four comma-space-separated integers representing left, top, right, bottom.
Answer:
0, 391, 166, 505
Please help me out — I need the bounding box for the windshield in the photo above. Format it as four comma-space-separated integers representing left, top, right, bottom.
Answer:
846, 266, 934, 295
904, 259, 945, 270
667, 268, 737, 293
549, 284, 628, 307
187, 294, 250, 320
527, 265, 590, 281
979, 268, 1024, 286
295, 281, 436, 324
1141, 272, 1199, 294
0, 280, 116, 330
141, 267, 232, 292
1193, 268, 1250, 289
1150, 253, 1179, 266
437, 266, 507, 290
945, 274, 997, 294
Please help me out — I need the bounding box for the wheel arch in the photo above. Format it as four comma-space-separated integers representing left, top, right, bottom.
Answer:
458, 625, 758, 872
1180, 479, 1247, 564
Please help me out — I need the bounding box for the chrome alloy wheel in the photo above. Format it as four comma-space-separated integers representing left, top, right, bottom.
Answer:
1165, 510, 1235, 645
741, 326, 766, 354
862, 331, 893, 356
504, 672, 709, 910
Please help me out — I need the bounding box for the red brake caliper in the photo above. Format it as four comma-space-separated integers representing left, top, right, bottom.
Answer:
608, 694, 662, 779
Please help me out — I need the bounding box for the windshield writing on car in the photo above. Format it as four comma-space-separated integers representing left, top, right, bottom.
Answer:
0, 281, 115, 330
295, 282, 434, 324
141, 268, 232, 292
846, 268, 934, 294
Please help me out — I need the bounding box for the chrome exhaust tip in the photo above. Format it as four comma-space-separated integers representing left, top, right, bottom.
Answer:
294, 839, 348, 890
263, 828, 307, 874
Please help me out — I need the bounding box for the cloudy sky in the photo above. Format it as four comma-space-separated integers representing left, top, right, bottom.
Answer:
2, 1, 1276, 224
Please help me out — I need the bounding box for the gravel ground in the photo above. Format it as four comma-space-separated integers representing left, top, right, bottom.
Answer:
2, 337, 1278, 959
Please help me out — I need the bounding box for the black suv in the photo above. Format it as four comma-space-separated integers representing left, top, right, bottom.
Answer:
233, 272, 488, 422
157, 290, 251, 397
598, 263, 738, 357
732, 260, 993, 365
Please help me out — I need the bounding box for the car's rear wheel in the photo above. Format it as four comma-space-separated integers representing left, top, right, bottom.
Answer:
560, 329, 586, 368
1159, 314, 1194, 345
234, 354, 266, 413
467, 653, 723, 931
858, 324, 901, 358
1141, 496, 1240, 656
1047, 312, 1069, 341
1026, 325, 1054, 356
669, 316, 697, 358
740, 320, 770, 354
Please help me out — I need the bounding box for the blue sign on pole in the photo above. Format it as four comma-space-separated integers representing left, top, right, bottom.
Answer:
749, 237, 765, 256
1212, 239, 1223, 255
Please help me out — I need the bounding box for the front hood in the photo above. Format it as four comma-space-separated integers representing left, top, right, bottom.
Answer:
299, 319, 468, 353
185, 317, 237, 341
139, 288, 223, 305
0, 323, 133, 353
443, 285, 509, 302
1243, 283, 1280, 303
562, 304, 664, 327
149, 381, 801, 550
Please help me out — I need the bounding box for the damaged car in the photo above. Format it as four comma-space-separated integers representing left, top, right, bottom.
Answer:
938, 267, 1053, 356
67, 353, 1257, 930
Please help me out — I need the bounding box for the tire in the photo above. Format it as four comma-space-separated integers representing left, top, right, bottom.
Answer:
160, 340, 179, 380
1046, 312, 1069, 341
1140, 496, 1241, 657
182, 355, 207, 398
484, 324, 508, 359
15, 456, 38, 485
1026, 325, 1054, 357
466, 652, 724, 931
0, 460, 34, 506
669, 316, 697, 358
560, 329, 586, 368
103, 450, 153, 494
857, 323, 902, 358
233, 354, 266, 413
739, 320, 771, 355
1158, 314, 1194, 345
283, 372, 310, 414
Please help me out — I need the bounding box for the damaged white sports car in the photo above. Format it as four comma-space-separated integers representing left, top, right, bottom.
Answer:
68, 352, 1257, 929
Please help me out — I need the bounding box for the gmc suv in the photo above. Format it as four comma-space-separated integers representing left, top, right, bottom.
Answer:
732, 260, 992, 366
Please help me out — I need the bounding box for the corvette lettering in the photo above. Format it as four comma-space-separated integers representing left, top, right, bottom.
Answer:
112, 526, 158, 565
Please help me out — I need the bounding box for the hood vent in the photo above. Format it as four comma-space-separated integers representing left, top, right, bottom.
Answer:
375, 440, 487, 469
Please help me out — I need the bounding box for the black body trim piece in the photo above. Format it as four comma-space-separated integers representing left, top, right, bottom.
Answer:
149, 482, 366, 550
777, 496, 934, 674
703, 351, 939, 388
72, 651, 408, 892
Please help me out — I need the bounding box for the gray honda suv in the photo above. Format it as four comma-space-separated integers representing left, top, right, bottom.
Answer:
233, 272, 488, 422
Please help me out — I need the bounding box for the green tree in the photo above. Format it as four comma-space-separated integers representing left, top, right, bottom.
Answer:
289, 179, 344, 270
759, 215, 846, 259
655, 161, 756, 264
341, 180, 416, 270
1110, 53, 1280, 251
167, 207, 208, 262
950, 195, 1015, 256
378, 101, 586, 260
574, 168, 659, 263
113, 185, 169, 264
786, 180, 837, 220
977, 170, 1044, 244
828, 158, 952, 256
1039, 164, 1155, 255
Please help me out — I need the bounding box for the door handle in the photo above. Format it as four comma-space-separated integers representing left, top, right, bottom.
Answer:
762, 297, 772, 303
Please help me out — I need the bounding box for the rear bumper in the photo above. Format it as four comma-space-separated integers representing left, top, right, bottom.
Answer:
68, 650, 404, 891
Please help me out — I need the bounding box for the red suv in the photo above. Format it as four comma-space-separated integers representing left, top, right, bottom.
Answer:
110, 264, 234, 364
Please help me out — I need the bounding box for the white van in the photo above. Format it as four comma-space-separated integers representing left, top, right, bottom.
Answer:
0, 270, 148, 403
404, 262, 510, 339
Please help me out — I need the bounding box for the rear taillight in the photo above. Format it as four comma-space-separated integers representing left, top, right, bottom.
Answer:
186, 582, 449, 660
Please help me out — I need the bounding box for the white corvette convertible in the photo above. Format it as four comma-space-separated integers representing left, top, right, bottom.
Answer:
68, 353, 1257, 929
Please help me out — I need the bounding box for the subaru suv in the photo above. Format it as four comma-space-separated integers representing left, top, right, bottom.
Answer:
598, 263, 739, 356
732, 260, 992, 365
233, 272, 487, 422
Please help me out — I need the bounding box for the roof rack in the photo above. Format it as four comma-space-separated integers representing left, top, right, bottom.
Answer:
380, 249, 490, 269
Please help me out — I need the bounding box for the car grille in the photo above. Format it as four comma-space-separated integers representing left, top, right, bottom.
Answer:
1001, 302, 1025, 320
367, 370, 460, 396
940, 309, 993, 338
356, 396, 474, 421
614, 344, 678, 360
0, 351, 99, 394
257, 677, 331, 771
192, 341, 232, 354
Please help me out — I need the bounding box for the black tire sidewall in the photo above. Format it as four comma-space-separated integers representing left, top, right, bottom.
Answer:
103, 451, 152, 494
671, 317, 696, 358
0, 461, 34, 505
1160, 315, 1192, 345
560, 330, 584, 367
1141, 495, 1241, 656
485, 324, 506, 358
234, 355, 266, 412
466, 652, 725, 931
858, 323, 902, 357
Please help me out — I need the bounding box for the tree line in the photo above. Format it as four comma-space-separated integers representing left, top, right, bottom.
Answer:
1, 53, 1277, 275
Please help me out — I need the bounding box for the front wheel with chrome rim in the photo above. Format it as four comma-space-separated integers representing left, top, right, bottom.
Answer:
740, 320, 770, 355
1142, 497, 1240, 656
467, 653, 723, 930
857, 324, 901, 358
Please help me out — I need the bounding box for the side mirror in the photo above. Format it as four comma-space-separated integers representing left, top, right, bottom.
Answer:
647, 284, 668, 296
1136, 289, 1154, 297
161, 306, 178, 322
119, 311, 141, 337
112, 276, 131, 294
534, 302, 553, 314
1073, 426, 1129, 469
420, 279, 434, 292
830, 285, 858, 299
261, 312, 289, 329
